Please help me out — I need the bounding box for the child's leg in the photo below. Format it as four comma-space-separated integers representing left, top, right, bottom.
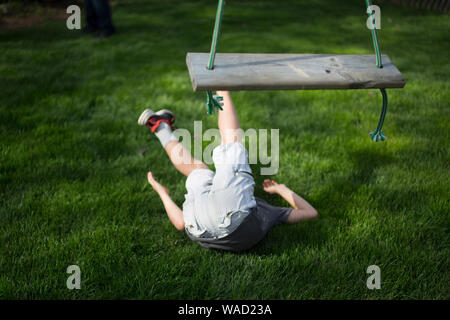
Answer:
139, 109, 209, 177
216, 91, 241, 145
164, 139, 208, 177
210, 92, 255, 209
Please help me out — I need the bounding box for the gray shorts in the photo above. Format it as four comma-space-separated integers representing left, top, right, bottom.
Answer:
186, 197, 292, 252
182, 142, 257, 238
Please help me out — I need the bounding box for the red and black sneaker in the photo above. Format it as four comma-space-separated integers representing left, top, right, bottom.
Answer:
137, 109, 175, 133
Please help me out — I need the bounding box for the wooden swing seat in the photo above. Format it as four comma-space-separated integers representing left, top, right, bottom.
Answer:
186, 52, 406, 91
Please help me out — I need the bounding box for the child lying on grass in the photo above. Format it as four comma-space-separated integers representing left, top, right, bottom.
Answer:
138, 91, 317, 252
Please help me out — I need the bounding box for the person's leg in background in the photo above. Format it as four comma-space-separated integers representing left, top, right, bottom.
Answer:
84, 0, 99, 33
91, 0, 116, 37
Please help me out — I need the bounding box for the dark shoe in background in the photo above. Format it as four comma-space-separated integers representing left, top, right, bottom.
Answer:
81, 26, 98, 34
95, 29, 116, 39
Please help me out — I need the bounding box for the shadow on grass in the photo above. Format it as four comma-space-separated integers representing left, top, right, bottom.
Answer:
243, 146, 396, 256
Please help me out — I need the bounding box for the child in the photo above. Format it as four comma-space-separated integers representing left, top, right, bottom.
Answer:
138, 91, 317, 252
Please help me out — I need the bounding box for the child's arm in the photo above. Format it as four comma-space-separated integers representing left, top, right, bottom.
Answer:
147, 172, 185, 230
262, 179, 318, 223
157, 191, 185, 230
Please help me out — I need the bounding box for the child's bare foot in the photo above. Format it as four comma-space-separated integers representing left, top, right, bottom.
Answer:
147, 172, 169, 195
262, 179, 286, 194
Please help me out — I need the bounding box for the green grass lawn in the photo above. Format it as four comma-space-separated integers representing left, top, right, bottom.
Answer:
0, 0, 449, 299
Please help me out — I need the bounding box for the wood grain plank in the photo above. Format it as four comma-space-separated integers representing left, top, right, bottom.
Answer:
186, 53, 406, 91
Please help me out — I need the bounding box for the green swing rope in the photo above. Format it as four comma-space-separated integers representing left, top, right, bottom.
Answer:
205, 0, 225, 115
365, 0, 388, 142
203, 0, 390, 142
